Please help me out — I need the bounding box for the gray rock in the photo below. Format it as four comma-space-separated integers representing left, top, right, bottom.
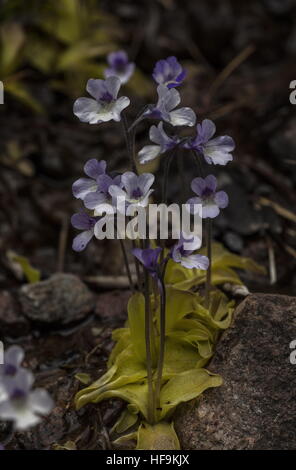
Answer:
175, 294, 296, 450
0, 290, 29, 337
19, 274, 95, 324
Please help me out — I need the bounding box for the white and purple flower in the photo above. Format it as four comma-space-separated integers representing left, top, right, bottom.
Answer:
138, 122, 180, 164
71, 212, 98, 252
184, 119, 235, 165
84, 174, 122, 210
104, 50, 135, 85
144, 84, 196, 127
109, 171, 155, 213
171, 234, 209, 270
0, 346, 24, 379
152, 56, 186, 89
186, 175, 229, 219
0, 369, 53, 430
72, 159, 107, 201
0, 346, 25, 402
73, 76, 130, 124
132, 246, 162, 280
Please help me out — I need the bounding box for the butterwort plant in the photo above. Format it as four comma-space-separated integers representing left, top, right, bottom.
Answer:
71, 52, 237, 448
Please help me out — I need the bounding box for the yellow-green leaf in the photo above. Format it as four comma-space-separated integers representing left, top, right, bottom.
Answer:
128, 292, 146, 363
111, 408, 138, 435
8, 253, 40, 284
136, 422, 180, 450
160, 368, 222, 419
75, 373, 91, 385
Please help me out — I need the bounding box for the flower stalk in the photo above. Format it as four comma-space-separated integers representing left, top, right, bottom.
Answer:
155, 265, 167, 412
205, 218, 212, 308
144, 270, 155, 424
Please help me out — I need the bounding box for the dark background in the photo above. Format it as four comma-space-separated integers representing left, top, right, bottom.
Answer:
0, 0, 296, 449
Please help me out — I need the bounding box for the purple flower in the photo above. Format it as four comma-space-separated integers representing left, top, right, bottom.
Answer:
0, 346, 24, 378
186, 175, 229, 219
138, 122, 180, 164
184, 119, 235, 165
73, 76, 130, 124
132, 247, 162, 278
72, 159, 107, 201
109, 172, 154, 213
0, 369, 53, 430
71, 212, 98, 252
144, 85, 196, 127
104, 50, 135, 85
84, 174, 122, 210
152, 56, 186, 89
171, 234, 209, 270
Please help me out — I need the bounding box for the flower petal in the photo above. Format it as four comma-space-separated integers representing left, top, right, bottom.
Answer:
105, 63, 135, 84
0, 398, 41, 430
106, 76, 121, 99
149, 122, 167, 146
138, 145, 161, 164
214, 190, 229, 209
198, 119, 216, 142
73, 97, 103, 124
138, 173, 155, 195
84, 192, 107, 210
121, 172, 138, 195
201, 202, 220, 219
204, 136, 235, 165
107, 50, 128, 67
84, 159, 106, 179
72, 229, 94, 252
204, 174, 217, 192
29, 389, 54, 415
181, 254, 209, 270
86, 79, 106, 101
71, 212, 96, 230
203, 147, 233, 165
157, 85, 180, 111
191, 177, 206, 196
186, 197, 202, 214
169, 107, 196, 126
5, 346, 24, 369
111, 96, 130, 121
72, 177, 97, 200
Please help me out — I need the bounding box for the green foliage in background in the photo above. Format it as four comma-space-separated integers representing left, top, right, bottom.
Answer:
0, 0, 151, 111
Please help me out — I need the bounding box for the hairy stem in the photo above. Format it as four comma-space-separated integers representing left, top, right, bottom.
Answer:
119, 238, 134, 292
192, 149, 204, 178
155, 273, 167, 413
131, 237, 142, 291
121, 113, 137, 173
205, 218, 212, 308
144, 270, 155, 424
162, 150, 176, 204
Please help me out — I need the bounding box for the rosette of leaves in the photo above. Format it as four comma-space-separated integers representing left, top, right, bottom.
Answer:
75, 290, 232, 448
75, 245, 263, 449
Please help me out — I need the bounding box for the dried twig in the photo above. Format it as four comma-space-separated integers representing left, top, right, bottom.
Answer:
207, 44, 256, 100
259, 197, 296, 224
266, 235, 277, 285
57, 215, 69, 272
